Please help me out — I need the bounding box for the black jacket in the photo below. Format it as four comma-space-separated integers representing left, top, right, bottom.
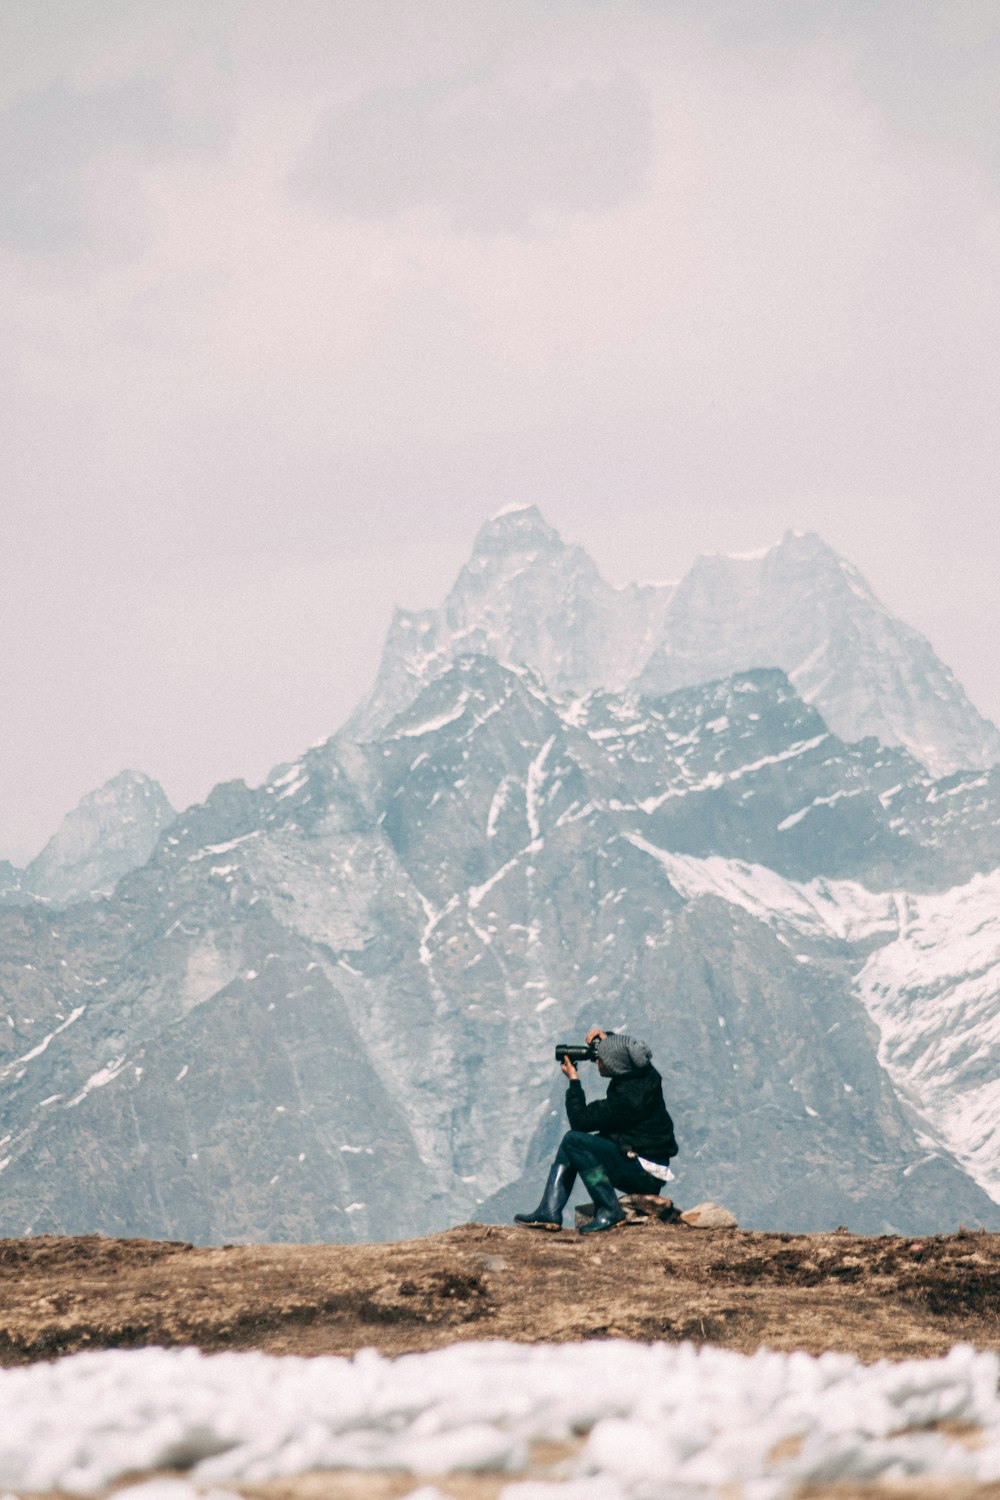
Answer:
565, 1065, 677, 1163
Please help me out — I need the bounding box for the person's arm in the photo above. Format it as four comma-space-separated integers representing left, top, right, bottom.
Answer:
565, 1077, 639, 1134
560, 1053, 585, 1124
565, 1027, 610, 1131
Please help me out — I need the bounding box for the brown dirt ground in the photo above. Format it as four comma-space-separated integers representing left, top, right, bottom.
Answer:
3, 1220, 1000, 1500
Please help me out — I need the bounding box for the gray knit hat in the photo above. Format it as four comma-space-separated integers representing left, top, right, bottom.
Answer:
595, 1032, 652, 1076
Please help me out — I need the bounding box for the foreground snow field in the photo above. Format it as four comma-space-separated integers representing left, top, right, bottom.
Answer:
4, 1340, 1000, 1500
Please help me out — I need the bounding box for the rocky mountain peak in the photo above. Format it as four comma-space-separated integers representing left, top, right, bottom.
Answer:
22, 770, 175, 906
349, 508, 672, 737
772, 528, 845, 561
682, 530, 871, 603
458, 505, 601, 605
639, 534, 1000, 776
764, 531, 879, 604
652, 534, 868, 676
469, 504, 566, 562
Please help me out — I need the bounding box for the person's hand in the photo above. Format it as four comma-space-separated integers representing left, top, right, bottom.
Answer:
585, 1027, 607, 1045
560, 1055, 579, 1081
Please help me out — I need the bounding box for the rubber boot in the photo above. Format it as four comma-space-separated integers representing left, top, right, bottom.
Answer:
578, 1165, 627, 1233
514, 1162, 576, 1231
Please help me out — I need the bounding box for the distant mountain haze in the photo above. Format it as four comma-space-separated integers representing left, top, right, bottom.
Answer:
355, 508, 1000, 776
1, 513, 999, 1242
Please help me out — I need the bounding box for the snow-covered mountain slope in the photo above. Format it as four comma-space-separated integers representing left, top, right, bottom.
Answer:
354, 511, 1000, 777
637, 532, 1000, 776
625, 846, 1000, 1206
857, 873, 1000, 1204
1, 659, 999, 1242
564, 669, 901, 883
0, 771, 175, 907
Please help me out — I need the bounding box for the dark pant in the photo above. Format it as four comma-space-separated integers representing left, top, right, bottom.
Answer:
555, 1130, 662, 1194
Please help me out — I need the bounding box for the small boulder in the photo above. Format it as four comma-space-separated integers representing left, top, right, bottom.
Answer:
679, 1201, 738, 1229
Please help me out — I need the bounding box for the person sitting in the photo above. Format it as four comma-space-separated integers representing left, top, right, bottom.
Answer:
514, 1026, 677, 1234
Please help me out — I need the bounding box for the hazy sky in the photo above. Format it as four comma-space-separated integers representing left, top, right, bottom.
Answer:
3, 1, 1000, 863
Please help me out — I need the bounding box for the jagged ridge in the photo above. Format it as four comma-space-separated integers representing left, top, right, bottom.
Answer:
353, 510, 1000, 776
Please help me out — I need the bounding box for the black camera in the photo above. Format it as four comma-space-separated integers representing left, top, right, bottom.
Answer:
555, 1042, 597, 1064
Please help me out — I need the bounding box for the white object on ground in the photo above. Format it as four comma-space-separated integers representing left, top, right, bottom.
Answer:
679, 1202, 739, 1228
0, 1340, 999, 1499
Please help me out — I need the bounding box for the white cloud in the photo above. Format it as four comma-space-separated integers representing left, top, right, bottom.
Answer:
288, 72, 654, 231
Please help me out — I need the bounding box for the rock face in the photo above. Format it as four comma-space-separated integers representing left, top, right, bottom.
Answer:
2, 657, 1000, 1243
0, 772, 175, 907
356, 511, 1000, 777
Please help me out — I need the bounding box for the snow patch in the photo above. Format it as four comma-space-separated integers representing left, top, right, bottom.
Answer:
490, 501, 536, 520
777, 788, 863, 831
4, 1005, 86, 1072
638, 734, 829, 811
269, 763, 304, 789
275, 776, 308, 801
526, 737, 555, 841
394, 694, 469, 738
622, 838, 897, 947
469, 859, 519, 911
722, 544, 774, 560
487, 776, 515, 839
2, 1343, 1000, 1497
189, 833, 260, 860
67, 1056, 128, 1108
